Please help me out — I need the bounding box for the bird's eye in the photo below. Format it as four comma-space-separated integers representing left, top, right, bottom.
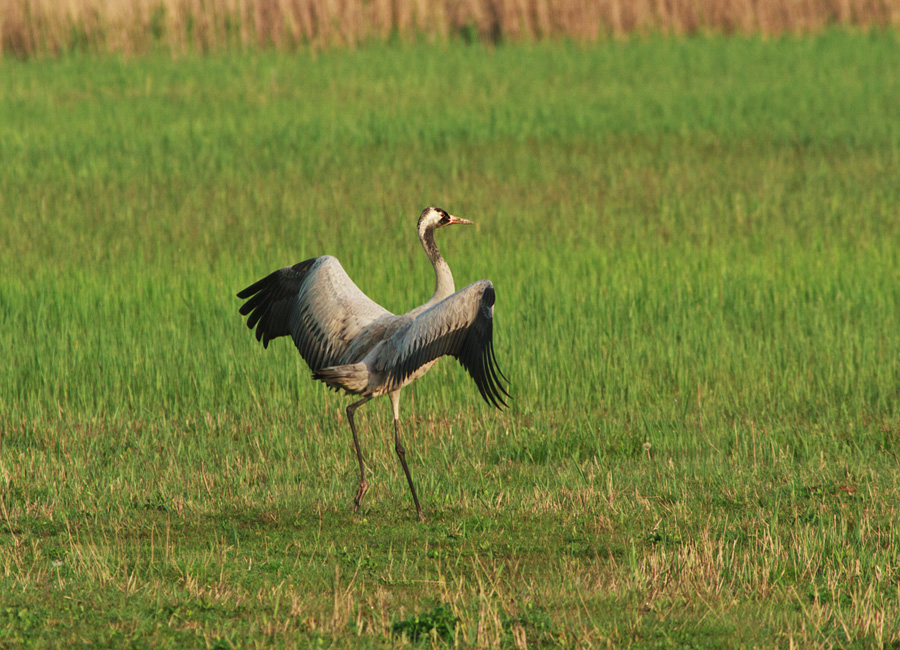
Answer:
440, 214, 450, 224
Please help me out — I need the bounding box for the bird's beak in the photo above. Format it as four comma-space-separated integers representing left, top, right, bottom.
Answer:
447, 215, 474, 226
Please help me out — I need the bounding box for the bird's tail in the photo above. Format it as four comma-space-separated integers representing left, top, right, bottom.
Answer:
312, 363, 369, 395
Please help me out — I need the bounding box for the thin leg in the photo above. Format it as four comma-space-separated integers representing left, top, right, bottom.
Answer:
389, 391, 424, 522
346, 395, 373, 512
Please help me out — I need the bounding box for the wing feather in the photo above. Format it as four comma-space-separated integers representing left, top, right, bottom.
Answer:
237, 256, 392, 371
382, 280, 510, 408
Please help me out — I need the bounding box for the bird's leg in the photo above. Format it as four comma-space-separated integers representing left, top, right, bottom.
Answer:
389, 391, 425, 522
394, 422, 425, 522
346, 395, 373, 512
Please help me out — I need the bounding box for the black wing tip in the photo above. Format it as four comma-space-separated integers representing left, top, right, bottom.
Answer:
466, 342, 509, 410
236, 257, 318, 300
482, 368, 510, 410
480, 388, 508, 410
236, 260, 317, 348
491, 379, 512, 409
483, 283, 496, 307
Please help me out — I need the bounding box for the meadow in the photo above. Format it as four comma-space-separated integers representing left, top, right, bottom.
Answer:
1, 32, 900, 648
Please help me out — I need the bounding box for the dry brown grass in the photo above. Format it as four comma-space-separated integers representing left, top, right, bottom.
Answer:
2, 0, 899, 57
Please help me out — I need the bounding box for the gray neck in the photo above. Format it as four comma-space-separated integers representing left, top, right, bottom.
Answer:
421, 226, 454, 308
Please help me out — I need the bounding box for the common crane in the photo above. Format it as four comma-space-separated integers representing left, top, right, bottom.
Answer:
236, 207, 509, 521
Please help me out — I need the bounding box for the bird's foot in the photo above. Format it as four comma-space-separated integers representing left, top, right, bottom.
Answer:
353, 480, 369, 512
416, 510, 425, 523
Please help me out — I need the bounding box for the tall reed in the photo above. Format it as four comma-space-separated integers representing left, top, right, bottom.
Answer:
3, 0, 899, 57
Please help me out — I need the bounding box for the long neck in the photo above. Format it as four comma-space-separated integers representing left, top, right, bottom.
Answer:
421, 226, 455, 308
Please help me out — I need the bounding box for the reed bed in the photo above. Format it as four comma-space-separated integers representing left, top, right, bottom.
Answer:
3, 0, 900, 57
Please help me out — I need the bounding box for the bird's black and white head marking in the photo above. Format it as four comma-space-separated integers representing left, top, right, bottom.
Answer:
418, 206, 450, 233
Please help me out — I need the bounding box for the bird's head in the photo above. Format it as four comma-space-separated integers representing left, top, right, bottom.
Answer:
417, 207, 474, 235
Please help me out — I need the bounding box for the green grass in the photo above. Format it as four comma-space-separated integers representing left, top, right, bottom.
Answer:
2, 32, 900, 648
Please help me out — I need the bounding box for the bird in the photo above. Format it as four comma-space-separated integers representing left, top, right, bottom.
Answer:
236, 207, 509, 521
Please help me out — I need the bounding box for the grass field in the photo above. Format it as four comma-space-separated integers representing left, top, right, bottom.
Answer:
1, 32, 900, 648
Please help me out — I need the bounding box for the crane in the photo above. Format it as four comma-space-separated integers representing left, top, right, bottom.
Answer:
236, 207, 509, 521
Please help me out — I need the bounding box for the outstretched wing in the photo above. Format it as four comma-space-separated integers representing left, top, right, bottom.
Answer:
237, 255, 392, 371
382, 280, 510, 408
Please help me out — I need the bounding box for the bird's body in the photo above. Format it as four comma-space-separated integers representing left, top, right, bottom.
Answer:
237, 207, 508, 520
